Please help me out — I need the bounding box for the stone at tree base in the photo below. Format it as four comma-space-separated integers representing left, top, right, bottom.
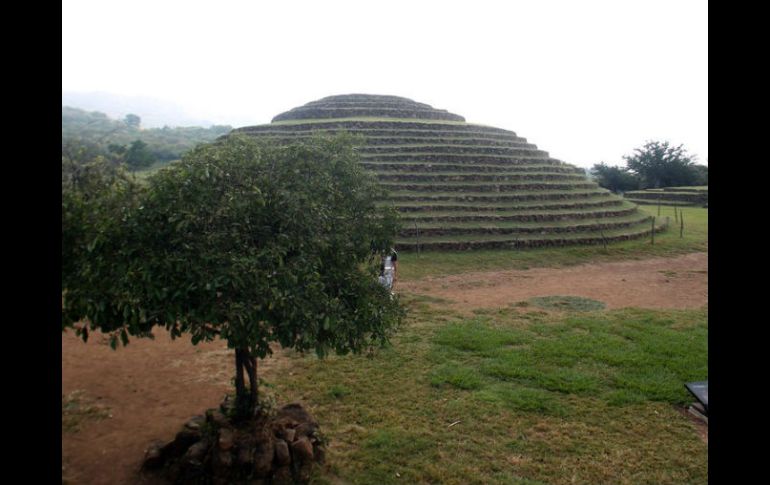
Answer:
184, 439, 210, 464
237, 445, 253, 466
177, 444, 208, 484
160, 427, 201, 461
185, 415, 205, 430
206, 408, 231, 428
295, 421, 318, 439
218, 428, 235, 450
145, 400, 324, 484
251, 430, 275, 478
272, 465, 293, 485
274, 403, 319, 428
297, 461, 313, 483
142, 440, 166, 470
291, 436, 314, 462
274, 439, 291, 465
313, 442, 326, 464
282, 427, 296, 443
211, 447, 233, 478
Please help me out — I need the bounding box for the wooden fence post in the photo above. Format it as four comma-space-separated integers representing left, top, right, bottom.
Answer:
680, 212, 684, 238
651, 216, 656, 245
414, 221, 420, 254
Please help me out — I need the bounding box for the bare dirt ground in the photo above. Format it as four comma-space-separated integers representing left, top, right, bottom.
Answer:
61, 332, 293, 485
62, 252, 707, 483
398, 252, 708, 312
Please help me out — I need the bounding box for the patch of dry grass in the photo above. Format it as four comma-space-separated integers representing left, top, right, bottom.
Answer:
62, 390, 112, 433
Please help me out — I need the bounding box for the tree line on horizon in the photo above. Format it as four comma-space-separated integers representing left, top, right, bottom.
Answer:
591, 141, 707, 193
62, 106, 233, 170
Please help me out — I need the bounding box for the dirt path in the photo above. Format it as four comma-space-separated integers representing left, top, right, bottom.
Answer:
62, 253, 707, 484
61, 331, 292, 485
398, 252, 708, 311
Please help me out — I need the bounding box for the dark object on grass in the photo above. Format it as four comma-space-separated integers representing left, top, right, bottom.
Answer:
685, 381, 708, 414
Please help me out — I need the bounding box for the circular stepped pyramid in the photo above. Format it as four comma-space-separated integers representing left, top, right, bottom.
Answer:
231, 94, 662, 251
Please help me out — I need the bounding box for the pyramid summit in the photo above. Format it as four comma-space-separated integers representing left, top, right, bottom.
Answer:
271, 94, 465, 122
233, 94, 660, 251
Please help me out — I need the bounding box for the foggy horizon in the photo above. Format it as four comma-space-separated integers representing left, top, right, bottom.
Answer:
62, 0, 708, 168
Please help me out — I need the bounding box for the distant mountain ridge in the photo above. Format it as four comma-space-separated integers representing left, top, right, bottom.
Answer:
62, 91, 216, 128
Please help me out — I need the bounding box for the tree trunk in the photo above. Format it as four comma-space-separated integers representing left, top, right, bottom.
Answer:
234, 348, 246, 402
247, 355, 258, 412
235, 347, 259, 417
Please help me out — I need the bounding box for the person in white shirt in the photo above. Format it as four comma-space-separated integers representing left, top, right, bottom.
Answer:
382, 248, 398, 290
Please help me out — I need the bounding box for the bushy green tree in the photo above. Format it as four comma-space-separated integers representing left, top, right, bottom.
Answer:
124, 113, 141, 128
62, 148, 141, 306
124, 139, 156, 169
590, 162, 640, 193
62, 134, 405, 417
692, 164, 708, 186
623, 141, 698, 188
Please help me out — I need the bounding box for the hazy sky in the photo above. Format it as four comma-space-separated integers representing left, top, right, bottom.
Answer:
62, 0, 707, 168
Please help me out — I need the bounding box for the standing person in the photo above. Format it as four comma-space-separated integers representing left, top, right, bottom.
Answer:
378, 262, 391, 290
383, 247, 398, 290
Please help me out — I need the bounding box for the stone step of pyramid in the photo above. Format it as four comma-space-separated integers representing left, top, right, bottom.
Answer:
387, 197, 625, 212
396, 219, 666, 251
386, 191, 611, 204
379, 181, 598, 192
375, 172, 585, 183
397, 213, 650, 237
362, 162, 583, 174
397, 205, 638, 223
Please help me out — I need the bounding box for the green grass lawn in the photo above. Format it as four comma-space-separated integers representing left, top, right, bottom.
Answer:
260, 204, 707, 483
268, 296, 707, 485
399, 205, 707, 281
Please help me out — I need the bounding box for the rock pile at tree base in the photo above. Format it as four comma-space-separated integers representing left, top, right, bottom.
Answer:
142, 400, 326, 484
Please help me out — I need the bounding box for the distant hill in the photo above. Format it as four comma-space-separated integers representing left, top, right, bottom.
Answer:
62, 106, 232, 163
62, 91, 216, 128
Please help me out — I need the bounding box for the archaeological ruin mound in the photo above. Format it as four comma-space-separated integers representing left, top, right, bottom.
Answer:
230, 94, 662, 251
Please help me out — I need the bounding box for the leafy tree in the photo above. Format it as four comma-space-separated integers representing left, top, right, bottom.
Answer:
590, 162, 640, 193
107, 143, 127, 156
62, 138, 106, 165
124, 139, 156, 170
623, 141, 697, 188
691, 164, 708, 186
62, 134, 405, 418
124, 113, 141, 128
62, 148, 141, 302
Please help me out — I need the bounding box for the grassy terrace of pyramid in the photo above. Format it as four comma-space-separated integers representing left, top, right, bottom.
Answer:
624, 186, 708, 208
231, 94, 662, 251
